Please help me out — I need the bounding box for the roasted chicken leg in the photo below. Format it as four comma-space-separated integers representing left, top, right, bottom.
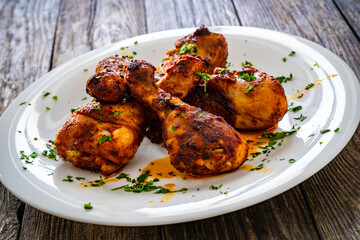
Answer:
186, 65, 287, 130
124, 60, 248, 175
166, 25, 228, 73
86, 56, 132, 103
55, 100, 149, 175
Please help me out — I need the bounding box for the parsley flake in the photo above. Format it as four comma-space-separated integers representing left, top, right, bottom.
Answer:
98, 136, 111, 145
83, 203, 93, 209
244, 86, 254, 94
294, 114, 307, 122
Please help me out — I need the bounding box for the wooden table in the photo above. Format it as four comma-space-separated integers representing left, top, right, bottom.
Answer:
1, 0, 359, 239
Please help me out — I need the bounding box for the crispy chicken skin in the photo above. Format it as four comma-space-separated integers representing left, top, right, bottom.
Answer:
55, 100, 149, 175
86, 56, 132, 102
125, 60, 248, 175
146, 26, 229, 143
155, 55, 203, 99
186, 65, 288, 130
166, 25, 228, 73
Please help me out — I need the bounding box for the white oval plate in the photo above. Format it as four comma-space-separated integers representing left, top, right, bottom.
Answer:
0, 26, 359, 226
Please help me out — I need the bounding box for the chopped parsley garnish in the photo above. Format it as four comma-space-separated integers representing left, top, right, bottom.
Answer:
83, 203, 93, 209
288, 51, 296, 56
43, 92, 51, 97
289, 159, 296, 163
116, 173, 133, 182
92, 106, 102, 111
254, 126, 299, 158
180, 113, 185, 117
244, 86, 254, 94
134, 41, 138, 45
238, 72, 256, 81
209, 184, 223, 190
276, 73, 293, 84
320, 129, 331, 134
282, 57, 287, 62
22, 166, 27, 170
288, 105, 302, 112
33, 137, 38, 141
98, 136, 111, 145
52, 95, 58, 100
46, 107, 50, 110
241, 60, 253, 66
19, 101, 27, 106
83, 69, 88, 72
111, 171, 187, 194
171, 126, 177, 132
114, 111, 121, 117
294, 114, 307, 122
305, 83, 315, 90
81, 97, 87, 100
89, 131, 94, 135
75, 177, 85, 181
298, 93, 304, 98
137, 170, 150, 183
71, 106, 80, 113
250, 152, 261, 158
198, 113, 204, 117
62, 175, 73, 182
308, 133, 315, 137
179, 43, 197, 55
195, 72, 211, 92
218, 69, 226, 74
313, 62, 319, 68
42, 141, 59, 160
334, 128, 340, 132
250, 163, 264, 171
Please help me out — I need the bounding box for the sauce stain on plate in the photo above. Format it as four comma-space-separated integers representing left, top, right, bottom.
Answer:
160, 183, 176, 203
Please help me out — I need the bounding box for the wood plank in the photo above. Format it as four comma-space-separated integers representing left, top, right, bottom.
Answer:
0, 0, 61, 238
161, 187, 319, 240
232, 0, 360, 238
144, 0, 239, 33
17, 0, 159, 238
52, 0, 146, 66
333, 0, 360, 40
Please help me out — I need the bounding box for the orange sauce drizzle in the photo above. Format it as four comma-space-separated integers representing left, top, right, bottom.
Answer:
160, 184, 176, 203
239, 124, 278, 156
80, 177, 119, 188
287, 74, 337, 101
240, 164, 274, 173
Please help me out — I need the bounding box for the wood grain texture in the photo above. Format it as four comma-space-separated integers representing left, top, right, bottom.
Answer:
53, 0, 146, 66
18, 0, 150, 238
0, 0, 60, 238
160, 187, 319, 240
144, 0, 239, 33
233, 0, 360, 238
334, 0, 360, 40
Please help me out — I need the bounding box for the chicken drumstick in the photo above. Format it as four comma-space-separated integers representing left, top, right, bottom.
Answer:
125, 60, 248, 175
